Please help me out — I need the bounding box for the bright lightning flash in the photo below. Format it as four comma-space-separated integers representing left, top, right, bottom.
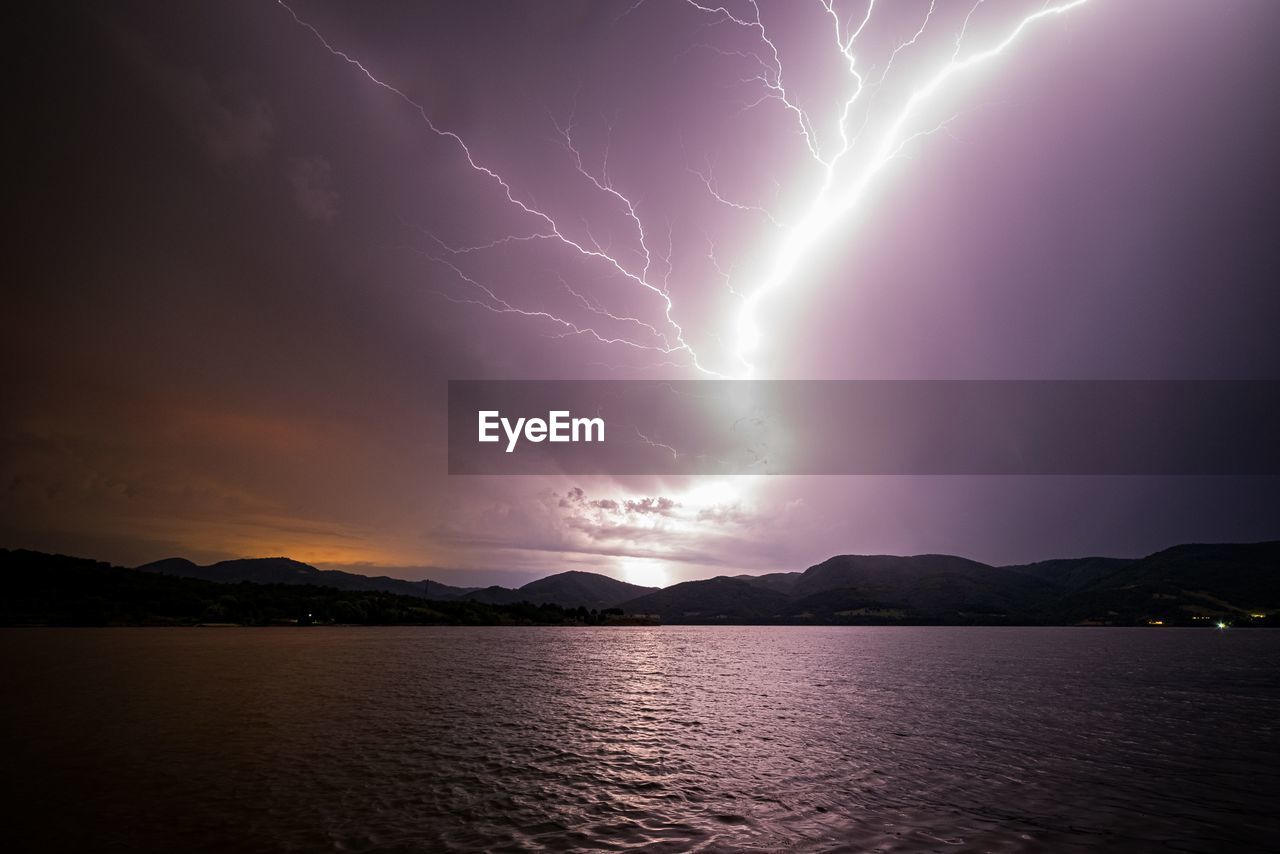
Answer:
728, 0, 1091, 375
277, 0, 1089, 380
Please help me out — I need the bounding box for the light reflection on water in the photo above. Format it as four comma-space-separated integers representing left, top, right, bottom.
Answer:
3, 626, 1277, 852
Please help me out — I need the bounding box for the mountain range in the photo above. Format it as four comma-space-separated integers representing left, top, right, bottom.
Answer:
629, 543, 1278, 624
137, 558, 657, 611
129, 541, 1280, 626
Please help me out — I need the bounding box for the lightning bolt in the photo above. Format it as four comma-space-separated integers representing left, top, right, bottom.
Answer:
727, 0, 1090, 375
634, 426, 682, 459
279, 0, 1089, 381
276, 0, 725, 376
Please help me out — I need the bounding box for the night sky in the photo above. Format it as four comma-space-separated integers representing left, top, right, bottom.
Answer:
8, 0, 1280, 588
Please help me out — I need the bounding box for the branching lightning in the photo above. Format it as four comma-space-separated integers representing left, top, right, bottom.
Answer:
277, 0, 722, 376
278, 0, 1089, 380
728, 0, 1090, 375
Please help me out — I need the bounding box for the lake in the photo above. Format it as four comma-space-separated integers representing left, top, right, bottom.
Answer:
2, 627, 1277, 852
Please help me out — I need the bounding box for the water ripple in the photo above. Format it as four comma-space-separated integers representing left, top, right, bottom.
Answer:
2, 626, 1278, 852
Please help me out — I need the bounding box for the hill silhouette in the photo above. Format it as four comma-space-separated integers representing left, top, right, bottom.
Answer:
137, 559, 652, 610
622, 576, 792, 622
6, 541, 1278, 626
4, 550, 620, 627
463, 570, 656, 610
617, 543, 1280, 625
137, 556, 464, 599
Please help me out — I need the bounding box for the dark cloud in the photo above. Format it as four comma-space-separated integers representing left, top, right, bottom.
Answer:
288, 156, 340, 222
114, 28, 274, 163
557, 489, 677, 516
624, 497, 678, 516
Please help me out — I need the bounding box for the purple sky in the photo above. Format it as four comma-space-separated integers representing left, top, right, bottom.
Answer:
7, 0, 1280, 588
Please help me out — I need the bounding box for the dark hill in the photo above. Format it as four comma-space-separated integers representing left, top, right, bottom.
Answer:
516, 570, 656, 610
733, 571, 802, 595
10, 540, 1277, 627
1021, 542, 1280, 624
137, 556, 466, 600
461, 570, 656, 609
619, 576, 792, 623
1102, 542, 1280, 607
1003, 556, 1133, 592
461, 585, 526, 606
616, 542, 1278, 625
789, 553, 1057, 619
1, 549, 614, 627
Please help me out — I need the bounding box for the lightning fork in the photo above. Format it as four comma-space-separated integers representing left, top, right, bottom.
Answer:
730, 0, 1090, 375
277, 0, 726, 376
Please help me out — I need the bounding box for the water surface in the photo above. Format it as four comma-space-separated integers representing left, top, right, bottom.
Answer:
3, 626, 1277, 852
